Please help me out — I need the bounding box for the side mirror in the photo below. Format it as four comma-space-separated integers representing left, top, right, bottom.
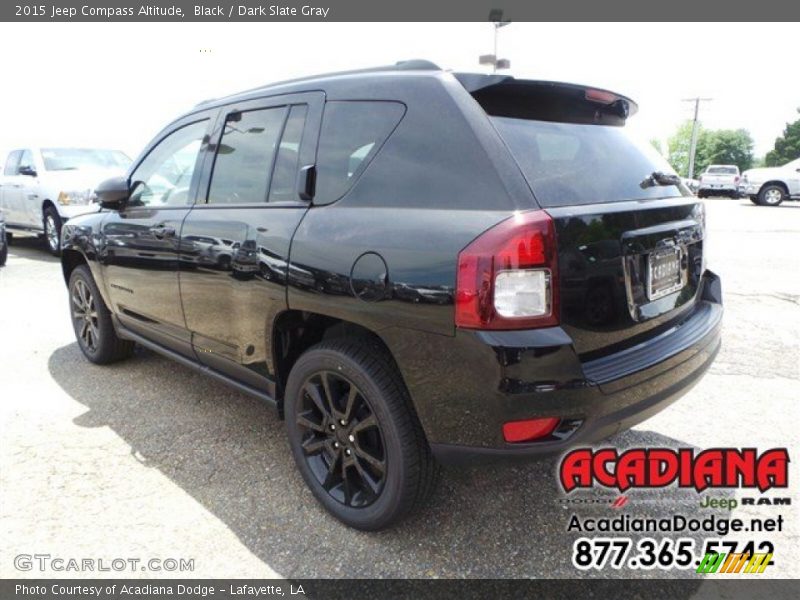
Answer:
95, 176, 129, 210
18, 165, 37, 177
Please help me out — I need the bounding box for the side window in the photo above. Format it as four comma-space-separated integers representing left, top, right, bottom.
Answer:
314, 101, 405, 204
207, 107, 286, 205
18, 150, 35, 173
3, 151, 21, 176
268, 105, 308, 203
129, 120, 208, 207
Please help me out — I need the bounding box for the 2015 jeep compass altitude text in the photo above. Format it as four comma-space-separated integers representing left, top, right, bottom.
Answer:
60, 61, 722, 530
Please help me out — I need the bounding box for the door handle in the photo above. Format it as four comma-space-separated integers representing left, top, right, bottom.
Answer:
149, 225, 176, 239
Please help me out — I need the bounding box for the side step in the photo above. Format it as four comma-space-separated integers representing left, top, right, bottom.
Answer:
117, 325, 278, 409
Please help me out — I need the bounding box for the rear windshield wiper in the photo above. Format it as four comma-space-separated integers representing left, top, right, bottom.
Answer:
640, 171, 681, 189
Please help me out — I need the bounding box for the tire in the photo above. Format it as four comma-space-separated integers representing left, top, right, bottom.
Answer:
697, 191, 705, 199
757, 184, 785, 206
284, 338, 439, 530
749, 196, 759, 205
0, 239, 6, 267
43, 205, 63, 256
68, 265, 135, 364
5, 231, 12, 245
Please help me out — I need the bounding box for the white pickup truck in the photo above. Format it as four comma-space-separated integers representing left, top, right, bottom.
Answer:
739, 157, 800, 206
0, 147, 130, 255
696, 164, 740, 198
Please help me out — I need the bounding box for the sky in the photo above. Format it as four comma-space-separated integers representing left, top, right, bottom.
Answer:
0, 22, 798, 162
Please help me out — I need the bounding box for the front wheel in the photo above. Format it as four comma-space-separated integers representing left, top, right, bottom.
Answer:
68, 265, 135, 364
758, 184, 785, 206
284, 339, 439, 530
43, 206, 63, 256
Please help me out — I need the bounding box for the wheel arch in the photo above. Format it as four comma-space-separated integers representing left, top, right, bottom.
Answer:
41, 198, 57, 217
61, 248, 88, 284
760, 180, 789, 195
271, 310, 404, 414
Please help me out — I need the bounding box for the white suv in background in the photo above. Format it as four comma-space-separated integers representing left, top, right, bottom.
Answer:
0, 147, 130, 255
739, 157, 800, 206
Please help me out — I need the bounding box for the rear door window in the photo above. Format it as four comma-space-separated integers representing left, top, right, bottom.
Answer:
207, 107, 287, 205
314, 101, 405, 204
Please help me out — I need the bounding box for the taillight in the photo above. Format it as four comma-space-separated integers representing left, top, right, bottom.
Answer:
455, 210, 559, 330
734, 175, 740, 184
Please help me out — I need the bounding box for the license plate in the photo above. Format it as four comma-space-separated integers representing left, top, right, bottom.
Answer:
647, 247, 683, 300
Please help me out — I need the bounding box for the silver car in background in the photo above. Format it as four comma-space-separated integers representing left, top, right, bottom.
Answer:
739, 157, 800, 206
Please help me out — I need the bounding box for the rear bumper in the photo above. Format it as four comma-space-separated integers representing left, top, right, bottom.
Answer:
400, 271, 723, 464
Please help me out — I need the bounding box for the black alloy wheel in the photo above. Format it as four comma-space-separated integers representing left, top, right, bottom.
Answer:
296, 370, 387, 508
285, 339, 439, 530
68, 266, 135, 364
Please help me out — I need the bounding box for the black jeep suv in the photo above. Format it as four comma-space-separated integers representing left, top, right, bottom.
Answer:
61, 61, 722, 530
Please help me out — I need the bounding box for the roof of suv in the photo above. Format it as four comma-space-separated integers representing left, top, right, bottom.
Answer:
194, 60, 638, 121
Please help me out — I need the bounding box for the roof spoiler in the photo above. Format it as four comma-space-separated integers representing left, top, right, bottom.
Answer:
454, 73, 638, 126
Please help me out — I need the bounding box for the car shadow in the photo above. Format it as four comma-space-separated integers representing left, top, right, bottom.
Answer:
48, 341, 718, 582
6, 234, 60, 263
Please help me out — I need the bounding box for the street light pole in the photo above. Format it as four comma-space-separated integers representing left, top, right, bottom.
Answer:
479, 9, 511, 72
683, 97, 712, 180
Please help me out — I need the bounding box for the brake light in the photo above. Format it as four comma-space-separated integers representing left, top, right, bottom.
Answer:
455, 210, 559, 330
734, 175, 740, 184
585, 89, 618, 104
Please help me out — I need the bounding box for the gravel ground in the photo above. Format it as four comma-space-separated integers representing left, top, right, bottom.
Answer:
1, 197, 798, 579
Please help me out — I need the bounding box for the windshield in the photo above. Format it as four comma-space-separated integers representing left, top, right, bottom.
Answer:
491, 117, 688, 208
784, 158, 800, 170
41, 148, 131, 171
706, 166, 738, 174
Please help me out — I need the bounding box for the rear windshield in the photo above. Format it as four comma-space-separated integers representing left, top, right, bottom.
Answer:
490, 117, 687, 208
706, 166, 738, 174
41, 148, 131, 171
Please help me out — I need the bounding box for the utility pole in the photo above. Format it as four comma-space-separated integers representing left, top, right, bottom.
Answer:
682, 97, 712, 180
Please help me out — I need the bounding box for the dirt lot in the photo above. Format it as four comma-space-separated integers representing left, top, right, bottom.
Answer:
1, 197, 798, 579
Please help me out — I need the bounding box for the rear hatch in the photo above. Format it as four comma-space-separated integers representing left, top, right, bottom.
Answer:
462, 76, 705, 359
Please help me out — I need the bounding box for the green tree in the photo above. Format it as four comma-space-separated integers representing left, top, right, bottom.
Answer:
649, 138, 664, 156
765, 108, 800, 166
667, 121, 755, 176
668, 121, 709, 178
701, 129, 754, 173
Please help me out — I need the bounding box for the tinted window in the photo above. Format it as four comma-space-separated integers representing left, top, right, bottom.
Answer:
315, 101, 405, 204
3, 151, 21, 176
491, 117, 689, 207
269, 104, 308, 203
129, 120, 208, 207
706, 166, 737, 174
208, 107, 286, 205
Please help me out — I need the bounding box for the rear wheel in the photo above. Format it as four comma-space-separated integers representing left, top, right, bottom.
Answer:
43, 206, 62, 256
68, 265, 134, 364
284, 339, 439, 530
758, 184, 785, 206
